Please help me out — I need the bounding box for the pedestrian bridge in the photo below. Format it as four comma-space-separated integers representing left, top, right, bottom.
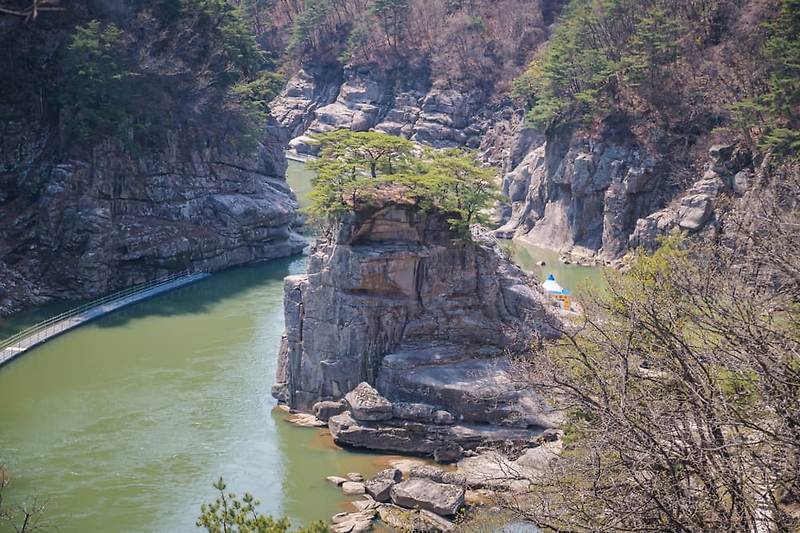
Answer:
0, 271, 210, 367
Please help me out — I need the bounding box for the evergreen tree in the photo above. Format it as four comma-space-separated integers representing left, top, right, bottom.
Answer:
197, 478, 328, 533
305, 131, 501, 236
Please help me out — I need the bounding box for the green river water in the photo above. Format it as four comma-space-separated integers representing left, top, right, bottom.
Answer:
0, 161, 400, 533
0, 160, 600, 533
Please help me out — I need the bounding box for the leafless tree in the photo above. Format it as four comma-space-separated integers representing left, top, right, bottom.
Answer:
0, 464, 50, 533
500, 159, 800, 532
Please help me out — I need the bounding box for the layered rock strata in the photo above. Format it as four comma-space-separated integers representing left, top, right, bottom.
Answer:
272, 200, 561, 458
271, 67, 485, 153
0, 122, 306, 315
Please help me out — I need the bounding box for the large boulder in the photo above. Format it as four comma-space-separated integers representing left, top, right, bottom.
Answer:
345, 382, 393, 422
390, 478, 465, 516
313, 400, 347, 422
392, 402, 437, 422
409, 465, 467, 486
378, 504, 455, 532
365, 468, 403, 502
328, 411, 547, 455
677, 193, 714, 231
433, 442, 464, 464
330, 510, 376, 533
341, 481, 366, 495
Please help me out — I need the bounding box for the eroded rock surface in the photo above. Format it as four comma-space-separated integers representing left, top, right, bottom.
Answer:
628, 144, 753, 251
271, 68, 485, 153
273, 200, 561, 457
0, 122, 305, 315
390, 478, 465, 516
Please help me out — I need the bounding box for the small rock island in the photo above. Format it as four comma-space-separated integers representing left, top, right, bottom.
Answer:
273, 132, 563, 463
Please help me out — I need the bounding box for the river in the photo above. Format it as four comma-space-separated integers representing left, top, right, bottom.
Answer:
0, 161, 601, 533
0, 161, 399, 533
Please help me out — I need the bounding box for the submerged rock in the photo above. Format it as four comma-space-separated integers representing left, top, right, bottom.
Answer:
286, 413, 326, 428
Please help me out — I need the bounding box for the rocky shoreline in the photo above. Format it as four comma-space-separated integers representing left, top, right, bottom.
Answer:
315, 427, 562, 532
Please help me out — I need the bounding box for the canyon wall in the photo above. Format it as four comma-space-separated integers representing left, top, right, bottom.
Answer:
0, 120, 305, 315
271, 68, 756, 264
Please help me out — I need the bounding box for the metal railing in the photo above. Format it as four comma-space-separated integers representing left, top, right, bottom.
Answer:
0, 269, 200, 352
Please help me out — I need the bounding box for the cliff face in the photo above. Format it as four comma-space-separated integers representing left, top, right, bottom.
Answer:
271, 66, 489, 154
0, 121, 305, 315
495, 126, 756, 261
0, 3, 306, 315
272, 201, 560, 446
272, 67, 760, 263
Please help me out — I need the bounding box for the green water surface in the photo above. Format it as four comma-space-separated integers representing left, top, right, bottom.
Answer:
502, 240, 607, 296
0, 164, 399, 533
0, 258, 402, 533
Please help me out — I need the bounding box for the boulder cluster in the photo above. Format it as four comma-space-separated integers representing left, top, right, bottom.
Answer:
326, 465, 468, 533
311, 382, 548, 464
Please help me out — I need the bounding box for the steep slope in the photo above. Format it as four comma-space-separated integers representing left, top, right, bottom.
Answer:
0, 2, 305, 314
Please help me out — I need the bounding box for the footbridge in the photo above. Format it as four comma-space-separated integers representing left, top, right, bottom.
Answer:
0, 270, 210, 367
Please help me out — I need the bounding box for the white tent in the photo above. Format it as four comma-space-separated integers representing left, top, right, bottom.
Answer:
542, 274, 570, 295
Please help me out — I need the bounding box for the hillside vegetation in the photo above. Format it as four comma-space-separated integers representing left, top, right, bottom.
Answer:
513, 0, 798, 156
234, 0, 563, 93
1, 0, 283, 161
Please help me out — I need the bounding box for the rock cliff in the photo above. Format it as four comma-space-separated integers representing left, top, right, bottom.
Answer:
0, 122, 305, 315
272, 67, 761, 264
271, 67, 487, 155
272, 199, 561, 458
495, 125, 757, 261
0, 3, 307, 315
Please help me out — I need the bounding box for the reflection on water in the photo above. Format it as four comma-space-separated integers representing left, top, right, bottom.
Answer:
287, 160, 316, 210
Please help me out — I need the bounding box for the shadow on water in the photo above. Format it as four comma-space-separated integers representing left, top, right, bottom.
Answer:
0, 255, 307, 338
95, 255, 306, 329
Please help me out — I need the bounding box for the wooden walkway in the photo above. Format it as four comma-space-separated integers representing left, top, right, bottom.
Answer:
0, 271, 210, 367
